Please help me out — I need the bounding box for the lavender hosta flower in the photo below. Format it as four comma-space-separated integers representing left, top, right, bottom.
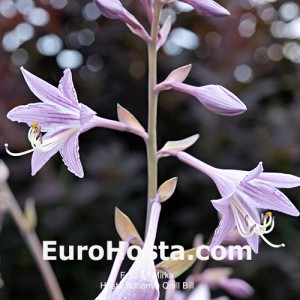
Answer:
94, 0, 151, 41
5, 68, 133, 178
164, 151, 300, 253
198, 268, 254, 298
178, 0, 230, 17
158, 81, 246, 116
110, 198, 161, 299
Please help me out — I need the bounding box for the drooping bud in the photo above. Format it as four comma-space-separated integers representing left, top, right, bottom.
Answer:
169, 83, 247, 116
179, 0, 230, 17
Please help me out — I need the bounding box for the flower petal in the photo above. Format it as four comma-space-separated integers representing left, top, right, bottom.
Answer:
111, 252, 160, 299
210, 208, 235, 249
246, 233, 259, 254
58, 69, 79, 105
258, 172, 300, 188
180, 0, 230, 17
80, 103, 96, 127
21, 67, 79, 110
7, 103, 80, 132
242, 162, 263, 183
219, 278, 254, 297
31, 131, 63, 175
240, 182, 300, 216
211, 194, 233, 213
60, 131, 83, 178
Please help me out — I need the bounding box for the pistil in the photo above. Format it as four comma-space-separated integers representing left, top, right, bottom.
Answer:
5, 124, 80, 157
231, 196, 285, 248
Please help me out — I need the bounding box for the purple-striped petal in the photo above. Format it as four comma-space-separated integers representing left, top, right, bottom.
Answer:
31, 131, 63, 175
211, 195, 233, 213
258, 172, 300, 188
21, 67, 79, 110
180, 0, 230, 17
242, 162, 263, 183
80, 103, 96, 127
7, 103, 79, 132
210, 208, 235, 249
240, 182, 300, 216
60, 131, 83, 178
58, 69, 79, 105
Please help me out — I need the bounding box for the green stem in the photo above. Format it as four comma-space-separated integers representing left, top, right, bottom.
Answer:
3, 183, 65, 300
145, 0, 163, 235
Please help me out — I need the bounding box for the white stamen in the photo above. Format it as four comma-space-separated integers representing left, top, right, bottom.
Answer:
5, 126, 80, 156
231, 196, 284, 248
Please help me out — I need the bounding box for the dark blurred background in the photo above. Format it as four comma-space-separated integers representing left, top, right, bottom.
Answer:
0, 0, 300, 299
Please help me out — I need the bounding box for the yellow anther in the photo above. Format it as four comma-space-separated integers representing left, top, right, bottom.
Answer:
31, 122, 40, 133
266, 211, 272, 217
31, 122, 42, 143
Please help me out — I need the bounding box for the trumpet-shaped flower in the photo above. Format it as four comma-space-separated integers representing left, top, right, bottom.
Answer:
5, 68, 136, 178
164, 151, 300, 253
94, 0, 151, 41
109, 198, 161, 299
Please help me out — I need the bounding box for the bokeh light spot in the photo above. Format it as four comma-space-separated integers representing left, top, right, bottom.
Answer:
268, 44, 283, 61
56, 50, 83, 69
234, 64, 253, 83
11, 48, 29, 66
254, 47, 269, 64
36, 34, 63, 56
26, 7, 50, 26
283, 42, 300, 63
129, 60, 145, 80
50, 0, 68, 9
87, 55, 103, 72
205, 32, 222, 49
174, 2, 193, 12
238, 13, 257, 38
0, 0, 17, 18
82, 2, 101, 21
279, 2, 299, 22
